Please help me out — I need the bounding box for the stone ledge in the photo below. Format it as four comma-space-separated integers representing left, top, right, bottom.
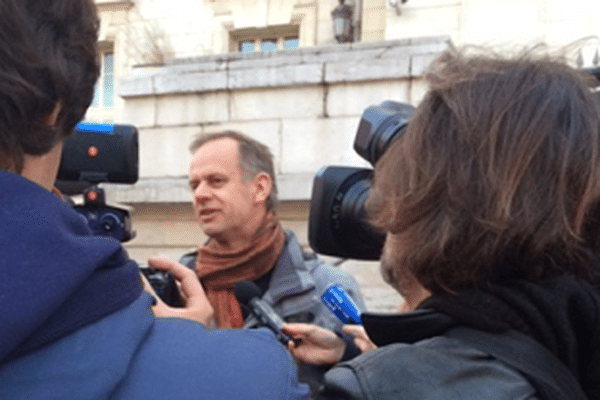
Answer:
102, 172, 317, 204
120, 36, 451, 98
95, 0, 133, 11
101, 177, 190, 204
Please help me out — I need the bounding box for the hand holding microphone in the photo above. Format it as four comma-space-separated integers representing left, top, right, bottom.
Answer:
321, 285, 376, 352
321, 284, 362, 325
234, 281, 293, 345
283, 285, 375, 365
281, 323, 346, 366
235, 281, 373, 365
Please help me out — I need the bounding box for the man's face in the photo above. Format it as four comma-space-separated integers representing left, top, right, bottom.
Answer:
188, 138, 259, 246
379, 233, 403, 289
380, 232, 430, 310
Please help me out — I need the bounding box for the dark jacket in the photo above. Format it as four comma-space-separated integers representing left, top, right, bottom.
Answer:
0, 171, 309, 400
317, 311, 538, 400
317, 276, 600, 399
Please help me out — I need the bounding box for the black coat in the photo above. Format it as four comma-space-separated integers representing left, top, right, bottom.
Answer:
318, 275, 600, 399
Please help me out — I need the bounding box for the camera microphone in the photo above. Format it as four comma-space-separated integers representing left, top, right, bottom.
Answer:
234, 281, 292, 345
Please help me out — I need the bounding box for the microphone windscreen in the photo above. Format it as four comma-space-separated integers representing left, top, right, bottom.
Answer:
234, 281, 262, 305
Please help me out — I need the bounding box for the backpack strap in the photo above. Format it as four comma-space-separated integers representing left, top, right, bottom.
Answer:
445, 327, 587, 400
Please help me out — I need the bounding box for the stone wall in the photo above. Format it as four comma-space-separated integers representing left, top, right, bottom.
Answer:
110, 37, 450, 312
113, 37, 450, 202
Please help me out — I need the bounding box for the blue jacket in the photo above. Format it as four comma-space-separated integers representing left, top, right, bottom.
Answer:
0, 171, 309, 400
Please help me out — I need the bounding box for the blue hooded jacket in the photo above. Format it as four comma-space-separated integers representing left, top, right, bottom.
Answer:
0, 171, 309, 400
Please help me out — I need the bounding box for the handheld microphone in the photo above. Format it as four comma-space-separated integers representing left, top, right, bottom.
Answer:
234, 281, 292, 345
321, 284, 362, 324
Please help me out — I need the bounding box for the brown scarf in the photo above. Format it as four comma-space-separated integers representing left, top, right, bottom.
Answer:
195, 212, 285, 328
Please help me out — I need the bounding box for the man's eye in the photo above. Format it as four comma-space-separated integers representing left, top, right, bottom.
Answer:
210, 177, 225, 186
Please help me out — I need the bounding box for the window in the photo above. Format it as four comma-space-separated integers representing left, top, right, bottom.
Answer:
231, 25, 299, 54
283, 37, 299, 50
91, 48, 115, 108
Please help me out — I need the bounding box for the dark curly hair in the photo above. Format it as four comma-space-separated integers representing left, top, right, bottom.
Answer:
367, 47, 600, 294
0, 0, 99, 172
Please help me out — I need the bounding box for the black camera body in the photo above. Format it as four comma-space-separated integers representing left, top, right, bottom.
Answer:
56, 123, 181, 307
56, 123, 138, 242
71, 187, 135, 243
309, 70, 600, 261
139, 267, 184, 307
308, 101, 415, 260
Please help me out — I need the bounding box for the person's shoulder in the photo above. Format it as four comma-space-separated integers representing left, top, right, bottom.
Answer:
0, 293, 155, 400
308, 254, 361, 290
322, 336, 537, 400
125, 320, 309, 399
280, 230, 333, 271
278, 229, 365, 306
147, 318, 286, 360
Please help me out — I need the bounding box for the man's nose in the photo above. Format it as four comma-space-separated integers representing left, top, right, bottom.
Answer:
193, 181, 211, 200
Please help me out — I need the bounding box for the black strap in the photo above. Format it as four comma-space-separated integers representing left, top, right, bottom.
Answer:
445, 327, 587, 400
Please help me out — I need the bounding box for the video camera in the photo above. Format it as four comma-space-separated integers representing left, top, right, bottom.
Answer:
307, 69, 600, 261
56, 123, 181, 306
56, 122, 138, 242
308, 101, 415, 261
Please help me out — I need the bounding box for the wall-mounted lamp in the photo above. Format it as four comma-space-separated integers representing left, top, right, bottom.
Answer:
389, 0, 408, 15
332, 0, 353, 43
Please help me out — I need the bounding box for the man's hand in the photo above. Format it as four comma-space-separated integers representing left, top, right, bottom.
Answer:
141, 255, 213, 326
281, 323, 345, 366
342, 324, 377, 353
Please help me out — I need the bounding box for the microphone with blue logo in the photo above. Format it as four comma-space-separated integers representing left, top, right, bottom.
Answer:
321, 284, 362, 325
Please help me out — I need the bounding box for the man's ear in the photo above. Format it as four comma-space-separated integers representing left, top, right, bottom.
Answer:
45, 102, 61, 127
252, 172, 272, 205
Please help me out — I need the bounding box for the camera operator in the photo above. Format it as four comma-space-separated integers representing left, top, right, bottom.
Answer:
283, 47, 600, 399
0, 1, 308, 399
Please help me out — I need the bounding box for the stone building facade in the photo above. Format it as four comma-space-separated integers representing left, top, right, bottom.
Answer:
87, 0, 600, 312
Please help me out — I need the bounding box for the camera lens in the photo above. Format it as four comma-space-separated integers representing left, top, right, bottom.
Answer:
353, 101, 415, 165
308, 101, 414, 260
99, 212, 121, 233
309, 166, 384, 260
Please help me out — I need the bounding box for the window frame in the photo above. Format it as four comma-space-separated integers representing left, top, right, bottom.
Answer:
91, 44, 115, 110
230, 25, 300, 54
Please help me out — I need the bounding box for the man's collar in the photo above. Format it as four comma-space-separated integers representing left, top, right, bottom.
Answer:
262, 230, 317, 304
361, 309, 457, 347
